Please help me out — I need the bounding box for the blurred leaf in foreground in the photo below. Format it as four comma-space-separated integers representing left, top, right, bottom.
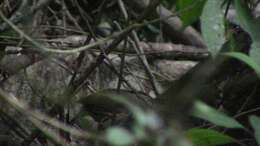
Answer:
186, 128, 235, 146
192, 101, 244, 128
105, 127, 135, 146
249, 115, 260, 145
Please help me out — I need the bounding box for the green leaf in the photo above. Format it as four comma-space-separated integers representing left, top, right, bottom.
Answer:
223, 52, 260, 76
250, 42, 260, 66
234, 0, 260, 65
105, 127, 135, 146
249, 115, 260, 145
233, 0, 260, 39
176, 0, 206, 27
201, 0, 225, 57
134, 110, 161, 130
192, 101, 244, 128
186, 128, 235, 146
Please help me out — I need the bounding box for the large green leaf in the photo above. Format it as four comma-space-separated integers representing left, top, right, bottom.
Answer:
250, 42, 260, 66
192, 101, 244, 128
249, 115, 260, 145
105, 127, 135, 146
176, 0, 206, 27
201, 0, 225, 57
234, 0, 260, 65
233, 0, 260, 39
186, 128, 235, 146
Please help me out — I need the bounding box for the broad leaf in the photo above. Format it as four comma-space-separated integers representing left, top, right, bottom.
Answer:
105, 127, 135, 146
249, 115, 260, 145
234, 0, 260, 65
201, 0, 225, 57
233, 0, 260, 38
192, 101, 244, 128
186, 128, 235, 146
176, 0, 206, 27
250, 42, 260, 66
